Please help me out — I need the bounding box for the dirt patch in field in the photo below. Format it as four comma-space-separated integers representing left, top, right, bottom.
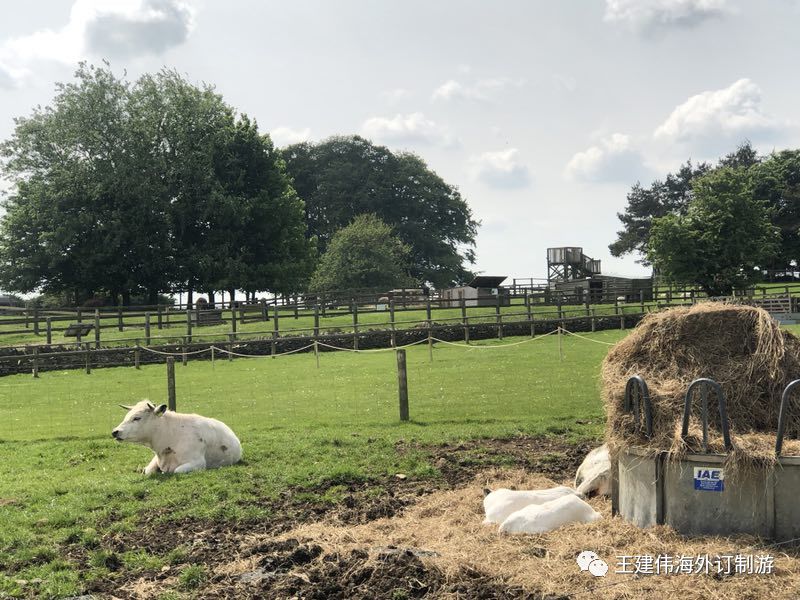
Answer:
241, 469, 800, 600
86, 435, 594, 598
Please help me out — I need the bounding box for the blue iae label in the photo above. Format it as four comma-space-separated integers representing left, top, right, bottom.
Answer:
693, 467, 724, 492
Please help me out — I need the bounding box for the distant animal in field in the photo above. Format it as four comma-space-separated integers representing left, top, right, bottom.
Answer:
483, 486, 576, 524
499, 494, 601, 534
574, 445, 611, 497
112, 400, 242, 474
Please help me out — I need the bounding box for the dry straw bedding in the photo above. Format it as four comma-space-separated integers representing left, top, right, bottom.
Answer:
216, 469, 800, 599
601, 303, 800, 462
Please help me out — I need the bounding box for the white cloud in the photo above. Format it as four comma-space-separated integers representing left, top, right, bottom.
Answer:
654, 79, 784, 150
565, 133, 651, 183
431, 77, 525, 103
604, 0, 729, 31
361, 112, 452, 146
382, 88, 411, 103
0, 0, 194, 87
0, 62, 21, 90
470, 148, 531, 189
269, 126, 311, 147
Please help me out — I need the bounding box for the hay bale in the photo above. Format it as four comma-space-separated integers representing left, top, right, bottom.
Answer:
602, 302, 800, 461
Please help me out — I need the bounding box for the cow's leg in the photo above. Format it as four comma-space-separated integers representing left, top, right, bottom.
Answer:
143, 455, 161, 475
174, 457, 207, 474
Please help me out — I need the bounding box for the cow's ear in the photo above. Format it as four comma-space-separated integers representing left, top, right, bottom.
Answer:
154, 404, 167, 416
146, 402, 155, 411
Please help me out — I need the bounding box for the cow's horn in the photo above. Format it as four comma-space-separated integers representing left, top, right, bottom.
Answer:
118, 404, 132, 410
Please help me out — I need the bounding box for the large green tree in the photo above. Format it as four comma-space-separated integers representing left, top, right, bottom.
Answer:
309, 214, 414, 292
0, 63, 173, 305
609, 143, 763, 265
281, 136, 478, 288
647, 167, 779, 296
0, 64, 314, 305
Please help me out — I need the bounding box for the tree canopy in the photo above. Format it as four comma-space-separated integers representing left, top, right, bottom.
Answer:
308, 214, 414, 292
609, 141, 797, 272
0, 64, 314, 305
281, 136, 478, 288
647, 167, 779, 296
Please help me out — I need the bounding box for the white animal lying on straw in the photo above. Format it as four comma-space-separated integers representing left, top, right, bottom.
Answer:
112, 400, 242, 474
483, 486, 576, 524
499, 494, 601, 534
574, 444, 611, 497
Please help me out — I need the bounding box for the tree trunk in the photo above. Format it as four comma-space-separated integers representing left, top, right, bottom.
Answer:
229, 288, 235, 309
187, 287, 194, 310
122, 290, 131, 307
208, 291, 216, 308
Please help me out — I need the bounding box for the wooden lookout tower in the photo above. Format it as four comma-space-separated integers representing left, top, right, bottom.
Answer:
546, 247, 601, 284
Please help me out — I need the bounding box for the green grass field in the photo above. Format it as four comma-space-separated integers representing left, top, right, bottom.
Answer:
6, 321, 800, 598
0, 330, 623, 598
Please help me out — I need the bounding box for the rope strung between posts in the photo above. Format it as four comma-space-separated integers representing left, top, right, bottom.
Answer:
559, 327, 617, 346
138, 346, 212, 356
67, 325, 618, 363
316, 338, 430, 353
430, 327, 560, 349
211, 343, 316, 358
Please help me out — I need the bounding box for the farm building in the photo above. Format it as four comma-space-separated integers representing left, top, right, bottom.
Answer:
441, 276, 511, 307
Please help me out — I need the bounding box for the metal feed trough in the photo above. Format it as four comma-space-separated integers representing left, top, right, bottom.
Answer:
611, 376, 800, 541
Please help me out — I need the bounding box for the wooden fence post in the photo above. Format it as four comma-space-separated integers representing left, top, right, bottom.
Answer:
352, 298, 359, 351
85, 343, 91, 374
77, 308, 82, 324
591, 308, 596, 332
261, 298, 268, 322
640, 289, 645, 313
182, 337, 187, 366
185, 310, 193, 342
272, 302, 279, 358
397, 349, 409, 422
231, 303, 237, 340
314, 305, 320, 338
294, 296, 299, 320
33, 308, 40, 335
32, 347, 39, 378
94, 309, 101, 349
460, 291, 469, 344
228, 334, 234, 361
426, 298, 433, 362
144, 312, 151, 346
166, 357, 176, 411
46, 317, 52, 345
526, 293, 534, 338
118, 307, 124, 332
134, 344, 140, 370
157, 305, 163, 330
496, 294, 503, 340
389, 299, 396, 348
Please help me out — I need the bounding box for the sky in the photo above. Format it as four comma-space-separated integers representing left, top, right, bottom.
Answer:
1, 0, 800, 283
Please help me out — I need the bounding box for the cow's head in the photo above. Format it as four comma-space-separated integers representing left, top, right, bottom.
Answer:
112, 400, 167, 443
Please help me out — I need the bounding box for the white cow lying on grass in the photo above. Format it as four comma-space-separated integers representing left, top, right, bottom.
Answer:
574, 444, 611, 497
499, 494, 601, 534
483, 486, 576, 524
112, 401, 242, 474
